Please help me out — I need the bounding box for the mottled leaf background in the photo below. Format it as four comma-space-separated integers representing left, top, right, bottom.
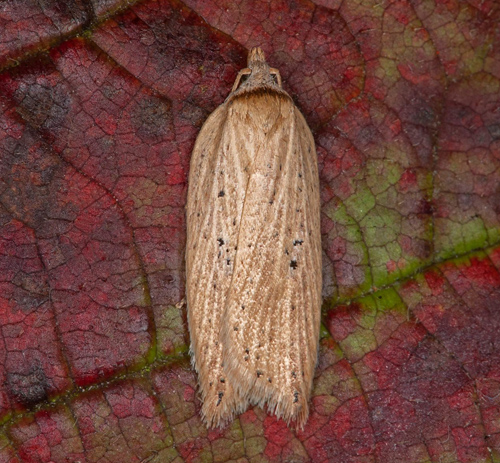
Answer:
0, 0, 499, 462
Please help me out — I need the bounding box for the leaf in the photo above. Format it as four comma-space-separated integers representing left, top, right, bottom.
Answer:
0, 0, 499, 461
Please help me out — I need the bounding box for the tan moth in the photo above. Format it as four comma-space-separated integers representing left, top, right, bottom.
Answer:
186, 47, 322, 428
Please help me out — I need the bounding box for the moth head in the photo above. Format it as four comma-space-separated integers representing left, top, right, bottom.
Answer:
241, 47, 281, 89
248, 47, 267, 66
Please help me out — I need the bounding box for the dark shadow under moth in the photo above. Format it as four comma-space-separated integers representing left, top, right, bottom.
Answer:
186, 47, 322, 429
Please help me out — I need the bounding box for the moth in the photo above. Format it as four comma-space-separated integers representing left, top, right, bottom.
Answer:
186, 47, 322, 429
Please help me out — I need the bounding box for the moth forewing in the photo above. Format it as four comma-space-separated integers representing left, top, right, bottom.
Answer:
186, 47, 322, 429
186, 105, 243, 427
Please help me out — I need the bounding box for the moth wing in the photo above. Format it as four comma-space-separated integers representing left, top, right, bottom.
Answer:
186, 105, 235, 426
221, 98, 322, 428
186, 103, 251, 426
